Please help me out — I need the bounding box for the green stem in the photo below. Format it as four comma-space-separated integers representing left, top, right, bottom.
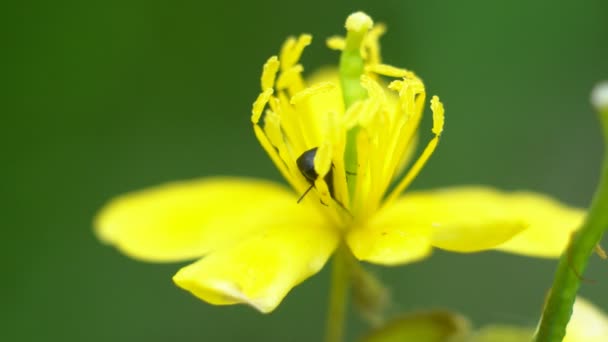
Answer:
535, 107, 608, 342
325, 244, 351, 342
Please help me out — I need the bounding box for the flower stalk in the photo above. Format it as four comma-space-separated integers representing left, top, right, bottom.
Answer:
535, 82, 608, 342
325, 244, 351, 342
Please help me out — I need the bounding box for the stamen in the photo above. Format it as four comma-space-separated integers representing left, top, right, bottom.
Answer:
431, 95, 445, 135
359, 76, 387, 128
290, 82, 336, 105
326, 36, 345, 51
251, 88, 274, 124
357, 98, 381, 128
383, 96, 445, 206
388, 80, 403, 91
386, 137, 438, 205
353, 128, 371, 215
362, 24, 386, 65
261, 56, 280, 91
276, 65, 304, 90
269, 96, 306, 154
253, 125, 297, 189
323, 111, 350, 207
366, 64, 413, 78
264, 110, 296, 172
280, 34, 312, 71
382, 77, 427, 187
360, 75, 387, 105
385, 91, 426, 182
343, 101, 365, 129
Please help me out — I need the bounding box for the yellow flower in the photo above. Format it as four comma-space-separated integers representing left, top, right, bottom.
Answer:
95, 12, 583, 313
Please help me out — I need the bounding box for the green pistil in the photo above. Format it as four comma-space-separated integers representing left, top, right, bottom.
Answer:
340, 13, 372, 206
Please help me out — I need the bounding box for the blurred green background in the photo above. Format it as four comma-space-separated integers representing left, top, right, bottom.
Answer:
5, 0, 608, 341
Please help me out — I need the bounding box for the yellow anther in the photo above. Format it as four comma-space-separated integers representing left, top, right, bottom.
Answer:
280, 34, 312, 71
388, 80, 403, 91
366, 64, 413, 78
276, 65, 304, 90
363, 24, 386, 65
261, 56, 280, 91
290, 82, 336, 105
430, 96, 445, 136
251, 88, 274, 124
326, 36, 345, 51
366, 23, 386, 42
279, 37, 296, 67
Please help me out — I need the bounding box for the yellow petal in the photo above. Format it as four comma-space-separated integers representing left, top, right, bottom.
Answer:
564, 297, 608, 342
382, 187, 529, 253
95, 177, 320, 262
346, 200, 433, 265
172, 218, 339, 313
390, 187, 583, 255
495, 191, 584, 257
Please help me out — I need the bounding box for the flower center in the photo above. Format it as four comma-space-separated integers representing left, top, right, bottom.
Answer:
251, 14, 445, 229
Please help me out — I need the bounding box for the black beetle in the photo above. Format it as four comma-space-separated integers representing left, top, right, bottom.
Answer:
296, 147, 335, 203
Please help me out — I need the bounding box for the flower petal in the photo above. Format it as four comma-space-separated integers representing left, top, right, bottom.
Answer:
495, 191, 584, 257
564, 297, 608, 342
172, 218, 339, 313
95, 177, 321, 262
386, 187, 583, 255
396, 188, 527, 252
346, 202, 433, 266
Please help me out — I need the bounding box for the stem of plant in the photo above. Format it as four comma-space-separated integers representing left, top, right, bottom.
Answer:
325, 244, 350, 342
535, 85, 608, 342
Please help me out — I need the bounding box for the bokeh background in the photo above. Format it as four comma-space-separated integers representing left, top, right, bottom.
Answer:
5, 0, 608, 341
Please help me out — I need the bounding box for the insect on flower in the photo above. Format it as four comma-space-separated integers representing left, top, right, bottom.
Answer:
296, 147, 331, 203
295, 147, 351, 216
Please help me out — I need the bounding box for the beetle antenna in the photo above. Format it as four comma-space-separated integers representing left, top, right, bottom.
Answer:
297, 184, 315, 203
